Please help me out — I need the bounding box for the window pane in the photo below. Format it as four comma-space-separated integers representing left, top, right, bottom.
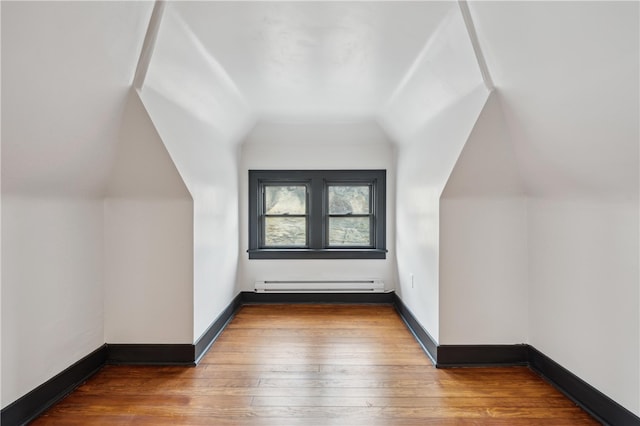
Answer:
265, 217, 306, 246
265, 186, 306, 215
329, 217, 371, 246
328, 186, 370, 214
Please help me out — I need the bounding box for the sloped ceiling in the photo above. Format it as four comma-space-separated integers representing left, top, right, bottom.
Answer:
469, 1, 639, 199
163, 1, 456, 122
2, 1, 465, 199
3, 1, 636, 199
1, 1, 154, 197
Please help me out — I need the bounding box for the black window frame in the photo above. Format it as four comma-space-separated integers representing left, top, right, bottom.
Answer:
248, 170, 386, 259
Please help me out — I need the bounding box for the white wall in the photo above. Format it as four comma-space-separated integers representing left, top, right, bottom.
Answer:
238, 121, 396, 290
104, 199, 193, 343
379, 5, 487, 343
2, 0, 637, 418
469, 1, 638, 199
439, 198, 527, 344
1, 197, 104, 407
391, 88, 487, 344
1, 1, 152, 408
104, 90, 193, 344
139, 85, 251, 342
140, 3, 255, 341
467, 1, 639, 415
0, 1, 152, 197
439, 92, 528, 345
529, 198, 639, 414
140, 85, 249, 343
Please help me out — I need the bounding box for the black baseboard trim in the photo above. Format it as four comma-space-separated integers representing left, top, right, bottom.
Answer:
103, 292, 395, 366
0, 344, 107, 426
437, 344, 529, 367
528, 346, 639, 426
392, 293, 438, 364
6, 292, 639, 426
392, 293, 639, 425
1, 291, 399, 425
194, 292, 244, 363
107, 344, 195, 366
241, 291, 395, 305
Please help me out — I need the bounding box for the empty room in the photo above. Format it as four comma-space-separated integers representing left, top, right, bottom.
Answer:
1, 1, 639, 425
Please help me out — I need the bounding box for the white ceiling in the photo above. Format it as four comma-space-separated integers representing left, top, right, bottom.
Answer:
469, 1, 639, 198
167, 1, 456, 122
1, 1, 153, 196
2, 1, 637, 199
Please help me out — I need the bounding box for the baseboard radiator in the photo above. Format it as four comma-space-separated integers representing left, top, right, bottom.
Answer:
254, 280, 385, 293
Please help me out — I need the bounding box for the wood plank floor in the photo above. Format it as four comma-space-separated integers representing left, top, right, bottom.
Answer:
33, 304, 598, 425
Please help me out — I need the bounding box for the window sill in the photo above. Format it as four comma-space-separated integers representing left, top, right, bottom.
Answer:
248, 248, 387, 260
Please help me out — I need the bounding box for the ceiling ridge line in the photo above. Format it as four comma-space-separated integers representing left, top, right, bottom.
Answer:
458, 0, 495, 92
133, 0, 166, 91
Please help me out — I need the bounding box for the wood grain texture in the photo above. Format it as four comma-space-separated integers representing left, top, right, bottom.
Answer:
33, 305, 598, 425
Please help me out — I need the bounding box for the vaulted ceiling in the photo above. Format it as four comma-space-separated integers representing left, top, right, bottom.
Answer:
2, 1, 637, 198
470, 1, 639, 198
163, 1, 456, 122
2, 1, 152, 196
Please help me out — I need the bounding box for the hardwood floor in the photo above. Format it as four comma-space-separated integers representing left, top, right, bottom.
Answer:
33, 304, 598, 425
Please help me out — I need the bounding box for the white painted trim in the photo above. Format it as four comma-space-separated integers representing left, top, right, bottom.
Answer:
133, 0, 166, 90
458, 0, 495, 91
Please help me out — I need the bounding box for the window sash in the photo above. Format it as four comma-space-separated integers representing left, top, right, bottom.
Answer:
259, 183, 309, 248
248, 170, 386, 259
325, 182, 374, 248
327, 215, 374, 247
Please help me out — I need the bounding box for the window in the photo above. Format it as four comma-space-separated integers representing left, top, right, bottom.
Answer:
248, 170, 386, 259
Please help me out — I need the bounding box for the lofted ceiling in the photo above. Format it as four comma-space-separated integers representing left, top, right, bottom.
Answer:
1, 1, 637, 199
1, 1, 153, 196
469, 1, 639, 198
159, 1, 458, 122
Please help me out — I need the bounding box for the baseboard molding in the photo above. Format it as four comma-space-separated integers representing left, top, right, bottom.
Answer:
434, 344, 640, 425
392, 293, 438, 364
1, 291, 395, 425
107, 295, 244, 366
5, 292, 639, 426
0, 295, 242, 425
391, 294, 639, 425
528, 346, 640, 426
241, 290, 395, 304
194, 292, 244, 363
106, 344, 196, 366
0, 344, 107, 426
437, 344, 529, 367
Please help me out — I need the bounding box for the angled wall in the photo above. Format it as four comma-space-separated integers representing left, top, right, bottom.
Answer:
104, 90, 193, 344
440, 91, 527, 345
1, 1, 152, 408
139, 3, 255, 342
1, 197, 104, 409
379, 6, 488, 343
3, 0, 637, 420
469, 1, 639, 415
